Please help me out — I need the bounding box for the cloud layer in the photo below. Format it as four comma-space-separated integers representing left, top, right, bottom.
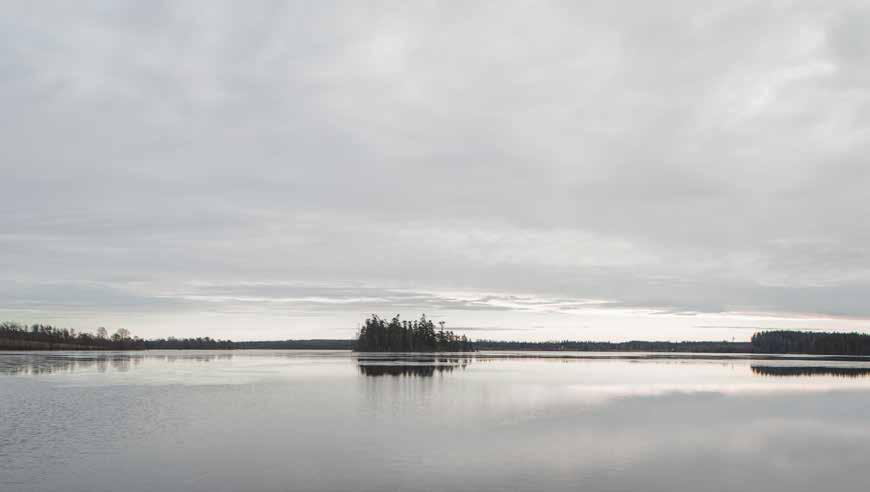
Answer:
2, 1, 870, 339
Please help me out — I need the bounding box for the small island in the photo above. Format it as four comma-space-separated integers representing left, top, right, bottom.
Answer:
353, 314, 475, 352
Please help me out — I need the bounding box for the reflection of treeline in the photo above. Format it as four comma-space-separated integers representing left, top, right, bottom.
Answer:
751, 365, 870, 378
0, 352, 233, 376
353, 315, 475, 352
474, 339, 753, 353
0, 354, 144, 375
1, 321, 350, 351
751, 331, 870, 356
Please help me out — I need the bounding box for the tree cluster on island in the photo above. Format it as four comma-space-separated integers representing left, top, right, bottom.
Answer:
353, 314, 475, 352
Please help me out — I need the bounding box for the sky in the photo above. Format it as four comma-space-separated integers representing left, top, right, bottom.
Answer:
2, 1, 870, 341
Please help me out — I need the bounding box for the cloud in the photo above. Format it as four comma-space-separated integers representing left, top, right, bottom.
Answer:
2, 1, 870, 337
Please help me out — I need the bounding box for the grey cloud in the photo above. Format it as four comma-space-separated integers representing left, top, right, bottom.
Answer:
0, 280, 188, 313
448, 327, 534, 332
3, 1, 870, 337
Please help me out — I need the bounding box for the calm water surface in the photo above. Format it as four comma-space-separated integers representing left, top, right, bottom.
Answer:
2, 350, 870, 492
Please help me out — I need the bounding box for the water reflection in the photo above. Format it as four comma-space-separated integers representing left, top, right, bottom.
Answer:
4, 351, 870, 492
356, 354, 471, 377
358, 362, 468, 377
751, 365, 870, 378
0, 351, 233, 376
0, 353, 143, 375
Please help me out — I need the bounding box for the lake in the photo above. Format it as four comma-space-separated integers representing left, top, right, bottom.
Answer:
2, 350, 870, 492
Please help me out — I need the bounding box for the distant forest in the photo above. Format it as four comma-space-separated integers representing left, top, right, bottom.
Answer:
474, 340, 753, 353
0, 322, 349, 351
750, 330, 870, 356
478, 331, 870, 355
353, 315, 475, 352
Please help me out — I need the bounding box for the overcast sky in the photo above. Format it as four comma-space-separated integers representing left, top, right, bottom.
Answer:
2, 1, 870, 341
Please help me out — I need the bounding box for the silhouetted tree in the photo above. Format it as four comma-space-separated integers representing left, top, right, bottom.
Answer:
354, 314, 475, 352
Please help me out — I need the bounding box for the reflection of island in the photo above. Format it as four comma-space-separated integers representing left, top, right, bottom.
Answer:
356, 356, 471, 377
751, 365, 870, 378
358, 364, 464, 377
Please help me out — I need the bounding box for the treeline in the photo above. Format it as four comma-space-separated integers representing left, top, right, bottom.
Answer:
751, 366, 870, 378
1, 322, 148, 350
143, 338, 351, 350
141, 337, 234, 350
1, 321, 348, 351
475, 339, 753, 353
8, 320, 870, 356
751, 330, 870, 356
354, 315, 475, 352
